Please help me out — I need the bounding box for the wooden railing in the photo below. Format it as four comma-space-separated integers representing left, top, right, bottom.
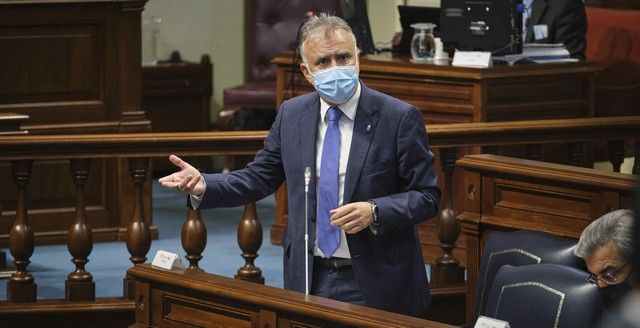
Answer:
0, 116, 639, 325
127, 264, 453, 328
0, 130, 268, 326
425, 116, 640, 288
456, 154, 637, 323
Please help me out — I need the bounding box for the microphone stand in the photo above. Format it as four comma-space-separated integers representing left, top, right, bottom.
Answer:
304, 166, 311, 295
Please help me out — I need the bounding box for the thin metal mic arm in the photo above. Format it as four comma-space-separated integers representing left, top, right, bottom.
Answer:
304, 166, 311, 295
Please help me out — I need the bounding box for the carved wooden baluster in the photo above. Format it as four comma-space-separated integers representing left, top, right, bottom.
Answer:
431, 147, 465, 287
66, 159, 95, 301
607, 140, 625, 173
181, 208, 207, 270
235, 203, 264, 284
7, 160, 37, 303
124, 157, 151, 299
568, 142, 586, 167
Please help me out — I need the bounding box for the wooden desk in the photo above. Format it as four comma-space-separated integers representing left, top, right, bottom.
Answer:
274, 53, 598, 124
456, 154, 635, 323
270, 53, 599, 264
128, 264, 454, 328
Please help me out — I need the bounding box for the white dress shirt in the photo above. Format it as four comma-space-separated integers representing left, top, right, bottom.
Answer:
313, 82, 361, 259
192, 82, 362, 259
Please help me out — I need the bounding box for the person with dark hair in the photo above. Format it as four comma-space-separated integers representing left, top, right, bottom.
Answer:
574, 209, 637, 309
159, 13, 440, 316
522, 0, 587, 59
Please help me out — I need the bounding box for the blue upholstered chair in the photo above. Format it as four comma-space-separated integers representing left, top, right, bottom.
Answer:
484, 264, 604, 328
473, 230, 584, 321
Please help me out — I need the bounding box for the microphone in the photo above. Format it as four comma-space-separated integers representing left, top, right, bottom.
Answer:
304, 166, 311, 192
303, 166, 311, 295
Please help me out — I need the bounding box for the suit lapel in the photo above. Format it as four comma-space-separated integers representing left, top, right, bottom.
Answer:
298, 94, 320, 182
298, 93, 319, 249
343, 83, 379, 203
527, 0, 548, 42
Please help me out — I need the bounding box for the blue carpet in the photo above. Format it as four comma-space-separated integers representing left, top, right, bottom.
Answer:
0, 181, 284, 300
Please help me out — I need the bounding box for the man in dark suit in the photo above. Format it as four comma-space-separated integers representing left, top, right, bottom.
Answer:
159, 13, 440, 317
523, 0, 587, 59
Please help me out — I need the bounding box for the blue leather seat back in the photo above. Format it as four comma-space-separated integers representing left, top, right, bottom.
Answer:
484, 264, 604, 328
474, 230, 583, 320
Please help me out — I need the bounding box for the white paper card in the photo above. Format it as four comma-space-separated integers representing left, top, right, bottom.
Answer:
151, 250, 184, 270
452, 51, 492, 68
533, 24, 548, 40
474, 315, 510, 328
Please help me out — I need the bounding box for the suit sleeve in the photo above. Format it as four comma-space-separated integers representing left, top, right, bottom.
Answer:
196, 107, 286, 209
372, 107, 440, 234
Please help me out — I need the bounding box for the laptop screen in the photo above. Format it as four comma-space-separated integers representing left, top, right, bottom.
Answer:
396, 5, 441, 55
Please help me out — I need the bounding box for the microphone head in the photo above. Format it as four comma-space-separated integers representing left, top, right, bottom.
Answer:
304, 166, 311, 186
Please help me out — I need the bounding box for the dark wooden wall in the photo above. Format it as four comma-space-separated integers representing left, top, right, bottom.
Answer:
142, 52, 214, 175
0, 0, 155, 246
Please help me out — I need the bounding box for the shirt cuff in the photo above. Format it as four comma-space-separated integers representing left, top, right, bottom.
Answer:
189, 175, 206, 209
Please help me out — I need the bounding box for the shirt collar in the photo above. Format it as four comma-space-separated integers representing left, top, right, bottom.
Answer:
320, 81, 361, 123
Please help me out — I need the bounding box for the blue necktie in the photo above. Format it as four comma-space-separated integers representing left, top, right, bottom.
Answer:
317, 106, 342, 258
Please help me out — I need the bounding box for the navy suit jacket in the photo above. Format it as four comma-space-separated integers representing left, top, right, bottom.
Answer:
197, 82, 440, 316
526, 0, 587, 60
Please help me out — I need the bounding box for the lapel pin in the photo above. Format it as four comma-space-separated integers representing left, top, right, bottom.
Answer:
366, 124, 371, 132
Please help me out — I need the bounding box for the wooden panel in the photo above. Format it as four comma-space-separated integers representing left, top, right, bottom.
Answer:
0, 297, 134, 327
485, 76, 591, 121
142, 55, 213, 175
0, 25, 101, 101
0, 3, 110, 124
0, 0, 152, 246
483, 178, 595, 238
142, 56, 212, 134
457, 154, 636, 323
362, 78, 476, 124
158, 294, 255, 328
128, 264, 454, 328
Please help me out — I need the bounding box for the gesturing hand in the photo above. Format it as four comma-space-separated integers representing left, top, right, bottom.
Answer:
158, 155, 205, 196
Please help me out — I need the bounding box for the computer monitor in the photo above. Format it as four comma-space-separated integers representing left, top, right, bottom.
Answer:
440, 0, 523, 56
396, 5, 441, 55
340, 0, 377, 55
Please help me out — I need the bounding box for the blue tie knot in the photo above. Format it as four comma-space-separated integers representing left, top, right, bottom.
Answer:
328, 106, 342, 122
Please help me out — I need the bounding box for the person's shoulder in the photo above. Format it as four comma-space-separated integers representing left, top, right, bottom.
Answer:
282, 91, 317, 106
362, 83, 417, 114
279, 91, 319, 115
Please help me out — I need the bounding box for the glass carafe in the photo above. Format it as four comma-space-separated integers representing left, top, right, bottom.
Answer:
410, 23, 436, 63
142, 15, 162, 66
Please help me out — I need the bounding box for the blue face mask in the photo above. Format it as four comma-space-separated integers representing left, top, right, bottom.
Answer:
311, 65, 358, 104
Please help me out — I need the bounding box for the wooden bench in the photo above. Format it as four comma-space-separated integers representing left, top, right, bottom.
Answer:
457, 154, 636, 323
